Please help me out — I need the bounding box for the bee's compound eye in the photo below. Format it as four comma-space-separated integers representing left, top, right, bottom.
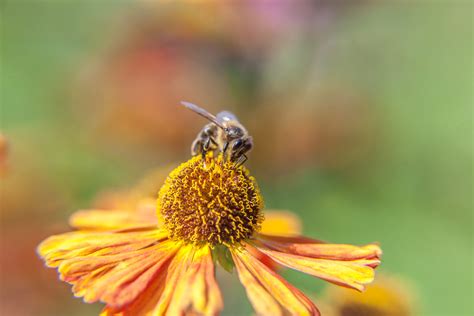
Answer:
232, 139, 243, 149
243, 141, 253, 152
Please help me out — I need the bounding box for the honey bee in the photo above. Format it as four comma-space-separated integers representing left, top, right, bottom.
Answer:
181, 101, 253, 166
190, 122, 220, 159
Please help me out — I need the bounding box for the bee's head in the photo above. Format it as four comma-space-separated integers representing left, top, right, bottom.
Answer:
230, 136, 253, 162
224, 126, 245, 139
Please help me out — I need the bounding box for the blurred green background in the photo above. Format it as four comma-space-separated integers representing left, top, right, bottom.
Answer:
1, 1, 472, 316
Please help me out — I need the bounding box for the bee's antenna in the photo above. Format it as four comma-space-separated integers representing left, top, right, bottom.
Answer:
180, 101, 225, 129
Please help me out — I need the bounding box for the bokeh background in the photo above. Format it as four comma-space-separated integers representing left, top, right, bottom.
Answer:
1, 1, 472, 315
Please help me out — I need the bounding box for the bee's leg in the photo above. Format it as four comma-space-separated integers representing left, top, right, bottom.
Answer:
222, 141, 231, 161
235, 154, 248, 168
203, 138, 211, 151
207, 137, 219, 157
197, 142, 206, 161
209, 137, 218, 149
204, 137, 220, 158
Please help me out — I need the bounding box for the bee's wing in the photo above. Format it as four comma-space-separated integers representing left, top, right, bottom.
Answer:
180, 101, 224, 128
216, 111, 239, 123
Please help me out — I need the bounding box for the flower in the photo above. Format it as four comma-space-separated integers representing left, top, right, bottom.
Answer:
38, 153, 381, 315
320, 274, 416, 316
0, 133, 8, 176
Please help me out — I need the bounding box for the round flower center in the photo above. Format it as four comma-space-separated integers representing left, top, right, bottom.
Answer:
157, 154, 264, 246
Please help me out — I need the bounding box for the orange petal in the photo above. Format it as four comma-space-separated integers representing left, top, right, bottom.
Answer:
254, 211, 303, 270
103, 245, 222, 316
261, 210, 302, 236
100, 248, 175, 316
37, 228, 175, 308
256, 235, 381, 291
100, 256, 171, 316
259, 234, 381, 261
188, 247, 223, 315
157, 245, 223, 316
259, 234, 323, 244
153, 245, 195, 315
246, 245, 280, 271
69, 198, 158, 231
38, 229, 168, 267
232, 252, 283, 316
232, 246, 320, 316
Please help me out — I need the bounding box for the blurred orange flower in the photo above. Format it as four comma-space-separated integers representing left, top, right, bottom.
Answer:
72, 1, 375, 176
38, 154, 381, 315
0, 133, 8, 176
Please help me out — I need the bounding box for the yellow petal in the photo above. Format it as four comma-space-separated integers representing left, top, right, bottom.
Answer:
261, 210, 302, 236
232, 246, 320, 316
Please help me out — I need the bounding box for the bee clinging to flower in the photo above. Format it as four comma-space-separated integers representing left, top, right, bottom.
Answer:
37, 105, 382, 316
181, 101, 253, 166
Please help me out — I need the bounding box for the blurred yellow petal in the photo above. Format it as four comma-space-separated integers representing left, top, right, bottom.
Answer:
322, 274, 416, 316
129, 164, 178, 198
69, 198, 158, 231
92, 164, 177, 211
261, 210, 302, 236
255, 236, 381, 291
232, 246, 320, 316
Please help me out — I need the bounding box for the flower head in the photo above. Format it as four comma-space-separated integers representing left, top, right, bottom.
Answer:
38, 153, 381, 315
158, 153, 263, 246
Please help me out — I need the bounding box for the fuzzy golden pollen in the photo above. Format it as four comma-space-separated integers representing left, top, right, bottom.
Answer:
157, 154, 264, 246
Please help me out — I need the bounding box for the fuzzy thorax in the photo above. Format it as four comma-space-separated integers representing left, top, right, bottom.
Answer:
157, 154, 264, 246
